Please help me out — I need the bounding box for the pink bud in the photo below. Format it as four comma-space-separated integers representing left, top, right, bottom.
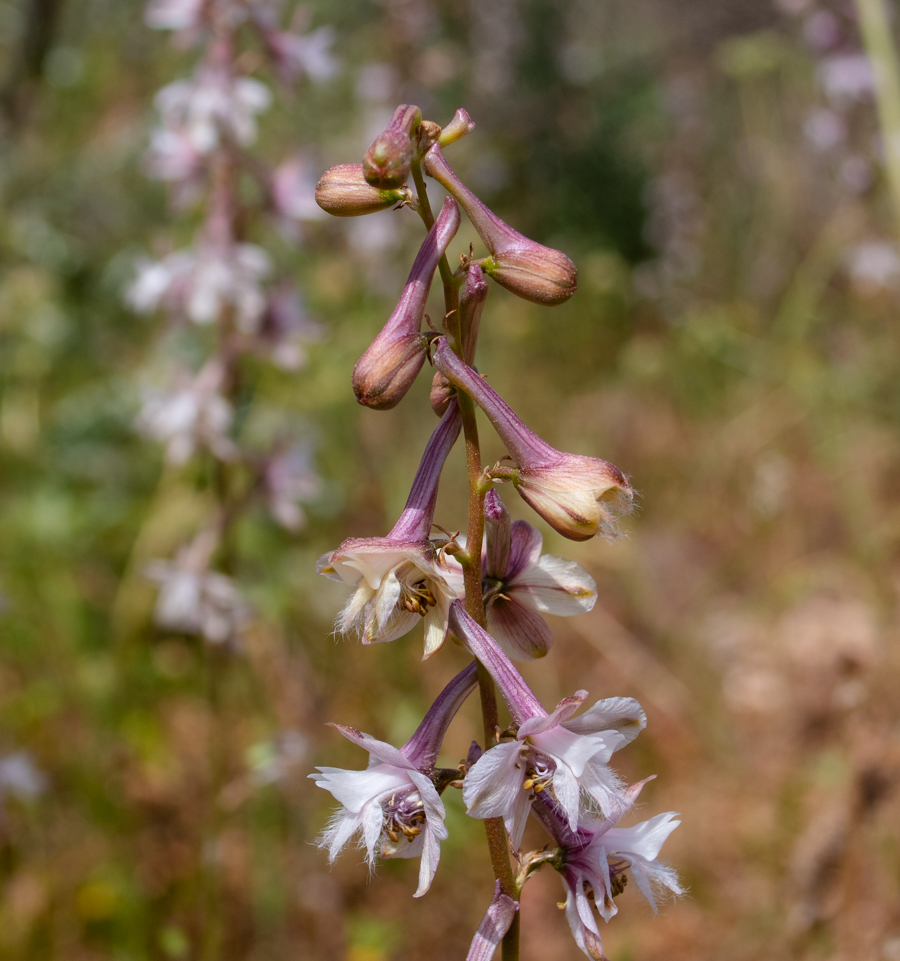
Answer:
363, 104, 422, 189
353, 197, 460, 409
423, 144, 577, 306
433, 339, 633, 541
315, 163, 408, 217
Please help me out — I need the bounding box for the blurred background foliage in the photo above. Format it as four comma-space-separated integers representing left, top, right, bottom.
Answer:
2, 0, 900, 959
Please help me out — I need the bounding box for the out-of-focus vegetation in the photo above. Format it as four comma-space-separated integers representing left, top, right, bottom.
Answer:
2, 0, 900, 959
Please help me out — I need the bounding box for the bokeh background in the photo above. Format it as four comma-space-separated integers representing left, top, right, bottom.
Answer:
2, 0, 900, 958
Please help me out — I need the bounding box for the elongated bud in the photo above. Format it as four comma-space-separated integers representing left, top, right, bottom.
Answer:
315, 163, 408, 217
423, 144, 577, 306
433, 339, 633, 540
439, 108, 475, 147
353, 197, 460, 409
363, 104, 421, 189
483, 489, 511, 580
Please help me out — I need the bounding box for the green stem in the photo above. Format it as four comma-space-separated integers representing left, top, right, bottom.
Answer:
412, 161, 520, 960
855, 0, 900, 233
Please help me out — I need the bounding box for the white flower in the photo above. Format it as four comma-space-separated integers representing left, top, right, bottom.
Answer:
137, 363, 236, 464
127, 242, 271, 330
0, 752, 47, 801
819, 54, 874, 103
265, 441, 322, 531
144, 0, 205, 31
146, 537, 248, 644
267, 26, 339, 84
317, 536, 464, 657
271, 154, 327, 225
257, 283, 324, 371
156, 68, 271, 153
551, 788, 682, 959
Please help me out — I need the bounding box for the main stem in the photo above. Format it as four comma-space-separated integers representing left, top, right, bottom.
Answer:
413, 160, 520, 961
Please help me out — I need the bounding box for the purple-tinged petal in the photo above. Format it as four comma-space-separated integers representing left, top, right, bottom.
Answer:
362, 796, 386, 861
309, 766, 404, 815
562, 871, 608, 960
548, 760, 581, 831
353, 198, 460, 409
485, 595, 553, 661
483, 489, 511, 580
466, 881, 519, 961
562, 697, 646, 745
402, 661, 478, 769
517, 693, 587, 738
510, 554, 596, 616
327, 724, 416, 771
448, 601, 546, 724
461, 740, 524, 820
506, 520, 543, 581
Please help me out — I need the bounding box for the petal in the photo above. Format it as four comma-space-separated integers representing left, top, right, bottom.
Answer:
603, 812, 681, 862
505, 784, 534, 853
462, 741, 524, 820
315, 551, 342, 582
486, 596, 553, 661
413, 823, 442, 897
361, 796, 386, 863
327, 724, 415, 770
316, 807, 360, 862
579, 760, 628, 821
407, 770, 448, 842
309, 765, 406, 813
505, 520, 543, 580
549, 760, 581, 831
466, 882, 519, 961
562, 697, 647, 745
512, 554, 597, 616
422, 598, 449, 658
518, 692, 586, 738
562, 873, 607, 961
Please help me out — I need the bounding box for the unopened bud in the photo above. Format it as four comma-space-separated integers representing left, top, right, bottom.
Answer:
315, 163, 408, 217
483, 489, 511, 579
438, 108, 476, 147
423, 144, 577, 306
430, 371, 454, 416
353, 197, 460, 409
363, 104, 422, 189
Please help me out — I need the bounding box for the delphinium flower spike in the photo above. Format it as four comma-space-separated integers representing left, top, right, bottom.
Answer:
310, 661, 478, 897
317, 401, 464, 655
433, 339, 634, 541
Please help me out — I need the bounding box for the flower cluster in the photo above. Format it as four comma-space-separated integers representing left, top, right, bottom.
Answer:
311, 107, 681, 959
128, 0, 334, 644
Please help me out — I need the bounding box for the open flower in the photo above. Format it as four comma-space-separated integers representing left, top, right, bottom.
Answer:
450, 603, 645, 848
532, 783, 682, 960
310, 661, 477, 897
432, 339, 633, 541
318, 402, 464, 656
482, 490, 596, 660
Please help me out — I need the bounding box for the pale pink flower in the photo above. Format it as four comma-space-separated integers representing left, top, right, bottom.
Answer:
318, 404, 464, 656
257, 283, 324, 370
311, 662, 477, 897
265, 26, 339, 84
481, 490, 597, 661
265, 441, 321, 531
532, 783, 682, 960
155, 67, 271, 153
137, 362, 236, 464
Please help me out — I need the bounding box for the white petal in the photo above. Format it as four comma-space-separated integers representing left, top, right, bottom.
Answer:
603, 812, 681, 862
361, 797, 385, 863
532, 726, 615, 778
504, 785, 534, 853
462, 742, 524, 820
328, 725, 416, 771
562, 697, 647, 745
549, 761, 581, 831
512, 554, 597, 616
309, 764, 405, 812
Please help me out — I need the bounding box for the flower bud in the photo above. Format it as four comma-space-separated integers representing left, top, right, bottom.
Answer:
315, 163, 408, 217
423, 144, 577, 306
433, 339, 632, 540
430, 371, 454, 416
363, 104, 421, 189
483, 489, 511, 580
353, 197, 460, 409
438, 108, 475, 147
